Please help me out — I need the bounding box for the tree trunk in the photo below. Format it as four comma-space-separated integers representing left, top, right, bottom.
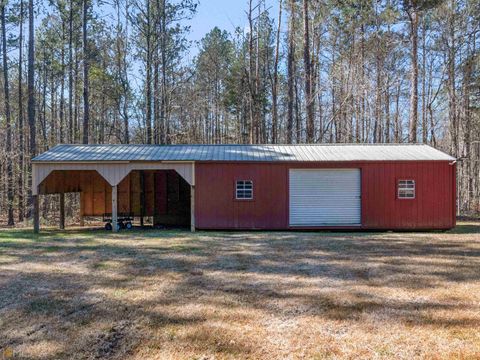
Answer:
360, 23, 366, 142
303, 0, 314, 142
82, 0, 90, 144
1, 2, 14, 225
160, 0, 167, 144
59, 20, 65, 143
254, 2, 261, 143
286, 0, 295, 144
154, 3, 160, 144
247, 0, 256, 144
68, 0, 74, 143
145, 0, 152, 144
374, 43, 381, 143
447, 0, 457, 156
74, 47, 80, 141
421, 17, 427, 143
18, 0, 25, 222
271, 0, 281, 144
27, 0, 36, 218
408, 7, 419, 143
384, 77, 391, 143
394, 81, 401, 143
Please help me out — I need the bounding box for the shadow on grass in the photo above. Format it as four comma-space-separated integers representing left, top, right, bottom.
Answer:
0, 224, 479, 359
448, 222, 480, 234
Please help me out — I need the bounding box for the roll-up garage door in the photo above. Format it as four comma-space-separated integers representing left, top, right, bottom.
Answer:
289, 169, 361, 226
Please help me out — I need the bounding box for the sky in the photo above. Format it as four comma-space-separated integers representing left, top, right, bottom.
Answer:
31, 0, 279, 59
4, 0, 280, 92
187, 0, 279, 54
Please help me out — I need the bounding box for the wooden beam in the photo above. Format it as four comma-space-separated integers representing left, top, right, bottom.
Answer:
140, 170, 145, 227
79, 192, 85, 226
59, 192, 65, 229
112, 185, 118, 232
33, 194, 39, 233
190, 162, 195, 232
190, 185, 195, 232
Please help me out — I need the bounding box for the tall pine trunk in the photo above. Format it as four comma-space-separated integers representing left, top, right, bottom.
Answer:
303, 0, 314, 142
145, 0, 152, 144
68, 0, 74, 143
421, 18, 427, 143
1, 2, 14, 225
408, 7, 419, 143
286, 0, 295, 144
82, 0, 90, 144
271, 0, 281, 144
447, 0, 457, 156
247, 0, 256, 144
27, 0, 36, 218
160, 0, 167, 144
59, 20, 65, 143
18, 0, 25, 222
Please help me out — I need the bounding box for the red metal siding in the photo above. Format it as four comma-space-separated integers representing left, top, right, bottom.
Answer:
195, 161, 456, 230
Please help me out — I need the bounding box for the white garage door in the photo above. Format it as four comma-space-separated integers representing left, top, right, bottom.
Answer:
289, 169, 361, 226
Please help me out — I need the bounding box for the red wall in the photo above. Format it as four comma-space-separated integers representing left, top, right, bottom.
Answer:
195, 161, 456, 230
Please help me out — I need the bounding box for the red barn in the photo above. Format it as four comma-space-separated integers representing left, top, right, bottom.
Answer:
32, 144, 456, 232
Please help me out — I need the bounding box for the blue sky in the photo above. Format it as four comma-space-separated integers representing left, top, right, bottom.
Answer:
188, 0, 280, 53
34, 0, 279, 60
18, 0, 281, 91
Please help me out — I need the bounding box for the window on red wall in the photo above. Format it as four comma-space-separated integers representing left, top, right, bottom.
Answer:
236, 180, 253, 199
398, 180, 415, 199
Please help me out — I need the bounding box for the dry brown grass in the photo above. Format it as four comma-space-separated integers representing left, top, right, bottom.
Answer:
1, 223, 480, 359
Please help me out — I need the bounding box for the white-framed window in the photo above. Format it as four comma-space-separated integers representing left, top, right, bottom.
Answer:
236, 180, 253, 199
398, 179, 415, 199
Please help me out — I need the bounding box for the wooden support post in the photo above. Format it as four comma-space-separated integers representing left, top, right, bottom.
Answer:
79, 192, 85, 226
33, 194, 40, 233
140, 170, 145, 227
112, 185, 118, 232
59, 192, 65, 230
190, 185, 195, 232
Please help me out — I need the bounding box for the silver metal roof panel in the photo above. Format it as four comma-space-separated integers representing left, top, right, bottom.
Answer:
32, 144, 456, 163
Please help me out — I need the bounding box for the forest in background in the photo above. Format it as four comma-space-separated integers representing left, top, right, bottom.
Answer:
0, 0, 479, 226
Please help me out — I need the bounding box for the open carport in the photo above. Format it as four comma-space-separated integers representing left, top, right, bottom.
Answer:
32, 146, 195, 233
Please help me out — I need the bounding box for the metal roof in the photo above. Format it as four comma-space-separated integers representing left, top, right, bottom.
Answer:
32, 144, 456, 163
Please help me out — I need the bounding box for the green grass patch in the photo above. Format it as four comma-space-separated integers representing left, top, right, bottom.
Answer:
92, 260, 124, 270
170, 244, 203, 253
447, 223, 480, 234
43, 246, 61, 253
26, 297, 71, 315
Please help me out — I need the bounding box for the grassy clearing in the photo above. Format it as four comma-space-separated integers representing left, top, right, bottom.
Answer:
0, 223, 480, 359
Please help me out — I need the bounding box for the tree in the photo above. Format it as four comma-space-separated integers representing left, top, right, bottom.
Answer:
404, 0, 419, 142
27, 0, 35, 218
270, 0, 282, 143
303, 0, 314, 142
68, 0, 74, 143
195, 27, 233, 143
1, 0, 14, 225
82, 0, 89, 144
18, 0, 25, 221
286, 0, 295, 144
403, 0, 442, 143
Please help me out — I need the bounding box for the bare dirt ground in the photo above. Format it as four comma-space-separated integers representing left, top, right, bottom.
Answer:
1, 223, 480, 359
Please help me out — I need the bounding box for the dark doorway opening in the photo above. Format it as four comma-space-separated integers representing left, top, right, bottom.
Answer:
147, 170, 191, 228
129, 170, 191, 228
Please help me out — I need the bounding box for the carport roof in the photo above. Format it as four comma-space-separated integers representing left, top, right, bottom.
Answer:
32, 144, 456, 162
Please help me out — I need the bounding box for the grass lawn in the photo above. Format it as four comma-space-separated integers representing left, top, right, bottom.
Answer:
1, 223, 480, 359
